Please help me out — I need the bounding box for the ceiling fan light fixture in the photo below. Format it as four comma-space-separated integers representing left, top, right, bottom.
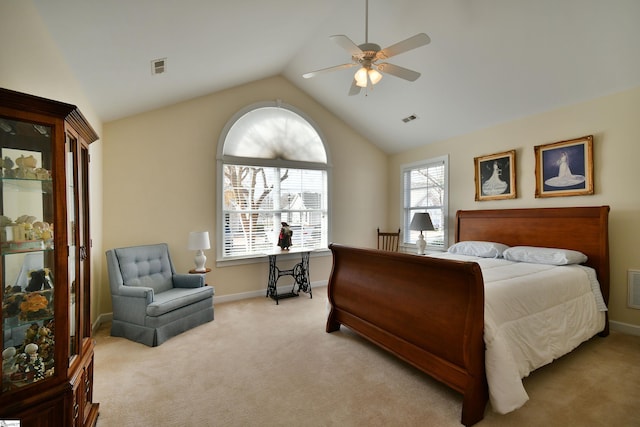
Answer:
354, 67, 369, 87
355, 66, 382, 88
368, 68, 382, 85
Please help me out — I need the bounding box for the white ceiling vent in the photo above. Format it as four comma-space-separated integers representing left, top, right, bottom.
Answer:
151, 58, 167, 75
402, 114, 418, 123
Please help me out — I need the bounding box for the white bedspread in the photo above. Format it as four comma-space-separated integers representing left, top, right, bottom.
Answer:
428, 253, 607, 414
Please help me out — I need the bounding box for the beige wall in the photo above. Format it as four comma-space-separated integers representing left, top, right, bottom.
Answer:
389, 86, 640, 329
1, 1, 105, 324
102, 76, 388, 314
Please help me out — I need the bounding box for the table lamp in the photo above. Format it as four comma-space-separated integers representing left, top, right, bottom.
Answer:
410, 213, 434, 255
188, 231, 211, 272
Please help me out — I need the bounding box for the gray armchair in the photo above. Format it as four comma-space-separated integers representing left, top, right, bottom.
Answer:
106, 243, 214, 346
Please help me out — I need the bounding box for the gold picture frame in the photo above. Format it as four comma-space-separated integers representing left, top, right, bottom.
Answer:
474, 150, 516, 201
534, 135, 593, 198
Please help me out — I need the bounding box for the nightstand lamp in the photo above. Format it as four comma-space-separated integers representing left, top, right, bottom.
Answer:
410, 213, 434, 255
188, 231, 211, 272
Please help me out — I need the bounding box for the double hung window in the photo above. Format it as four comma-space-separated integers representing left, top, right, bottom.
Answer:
401, 155, 448, 250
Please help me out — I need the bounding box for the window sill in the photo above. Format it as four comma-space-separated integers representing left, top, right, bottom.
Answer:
216, 247, 331, 267
399, 244, 445, 253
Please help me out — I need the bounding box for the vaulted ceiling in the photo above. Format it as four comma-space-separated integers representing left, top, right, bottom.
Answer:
32, 0, 640, 153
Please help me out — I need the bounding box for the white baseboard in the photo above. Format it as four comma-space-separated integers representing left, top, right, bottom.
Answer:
610, 320, 640, 336
92, 312, 113, 335
92, 280, 328, 331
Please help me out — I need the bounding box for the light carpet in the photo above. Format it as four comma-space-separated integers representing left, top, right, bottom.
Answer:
93, 286, 640, 426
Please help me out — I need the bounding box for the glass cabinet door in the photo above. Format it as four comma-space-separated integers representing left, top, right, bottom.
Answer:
1, 117, 56, 391
66, 130, 90, 363
79, 143, 91, 341
66, 133, 79, 360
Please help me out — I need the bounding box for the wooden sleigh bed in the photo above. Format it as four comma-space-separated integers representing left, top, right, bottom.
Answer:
326, 206, 610, 426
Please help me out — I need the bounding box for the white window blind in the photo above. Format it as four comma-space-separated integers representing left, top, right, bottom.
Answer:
402, 156, 448, 248
222, 165, 327, 258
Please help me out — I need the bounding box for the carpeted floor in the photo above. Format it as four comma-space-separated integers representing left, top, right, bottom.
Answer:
93, 286, 640, 426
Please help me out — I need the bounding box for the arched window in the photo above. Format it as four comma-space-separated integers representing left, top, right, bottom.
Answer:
217, 101, 330, 261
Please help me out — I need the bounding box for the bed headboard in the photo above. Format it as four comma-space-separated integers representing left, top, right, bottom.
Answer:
455, 206, 610, 304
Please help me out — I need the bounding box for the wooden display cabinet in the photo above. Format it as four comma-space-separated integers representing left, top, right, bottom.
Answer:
0, 88, 99, 426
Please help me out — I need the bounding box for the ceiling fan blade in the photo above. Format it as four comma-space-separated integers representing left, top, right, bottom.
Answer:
377, 33, 431, 60
303, 63, 357, 79
348, 79, 361, 96
330, 35, 363, 57
376, 63, 421, 81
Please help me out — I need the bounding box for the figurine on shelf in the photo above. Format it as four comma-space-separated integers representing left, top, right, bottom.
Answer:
3, 291, 23, 318
16, 155, 37, 169
277, 222, 293, 251
1, 216, 13, 243
2, 156, 14, 178
35, 324, 55, 371
26, 269, 54, 292
33, 221, 53, 243
2, 347, 18, 382
0, 215, 13, 227
35, 167, 50, 180
15, 155, 38, 179
25, 343, 44, 380
16, 214, 36, 224
19, 292, 52, 321
15, 343, 45, 382
9, 215, 35, 242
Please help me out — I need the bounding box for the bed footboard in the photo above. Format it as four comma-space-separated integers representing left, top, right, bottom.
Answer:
326, 243, 488, 426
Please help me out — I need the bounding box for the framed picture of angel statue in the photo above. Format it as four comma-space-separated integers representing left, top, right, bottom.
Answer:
474, 150, 516, 201
534, 135, 593, 198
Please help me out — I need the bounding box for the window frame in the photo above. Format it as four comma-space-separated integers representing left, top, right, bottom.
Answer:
216, 101, 331, 265
400, 155, 449, 252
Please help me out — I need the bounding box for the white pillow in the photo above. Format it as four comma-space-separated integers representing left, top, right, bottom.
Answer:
447, 241, 510, 258
503, 246, 588, 265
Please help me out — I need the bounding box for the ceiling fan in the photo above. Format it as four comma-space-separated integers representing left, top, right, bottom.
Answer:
302, 0, 430, 96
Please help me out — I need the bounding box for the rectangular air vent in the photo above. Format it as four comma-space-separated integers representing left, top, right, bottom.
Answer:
151, 58, 167, 75
628, 269, 640, 309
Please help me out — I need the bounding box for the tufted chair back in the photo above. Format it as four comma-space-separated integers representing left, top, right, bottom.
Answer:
107, 243, 176, 295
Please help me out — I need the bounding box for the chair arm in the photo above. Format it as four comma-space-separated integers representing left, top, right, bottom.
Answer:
173, 273, 204, 288
111, 287, 154, 325
117, 286, 154, 304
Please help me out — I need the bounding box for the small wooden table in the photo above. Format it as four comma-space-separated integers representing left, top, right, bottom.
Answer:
188, 268, 211, 274
264, 248, 313, 304
188, 268, 211, 285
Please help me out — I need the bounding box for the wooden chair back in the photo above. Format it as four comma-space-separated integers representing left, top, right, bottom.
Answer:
377, 228, 401, 251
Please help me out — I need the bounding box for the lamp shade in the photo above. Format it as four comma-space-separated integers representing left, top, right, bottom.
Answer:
188, 231, 211, 250
409, 213, 434, 232
355, 67, 384, 88
354, 67, 368, 87
368, 68, 383, 85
